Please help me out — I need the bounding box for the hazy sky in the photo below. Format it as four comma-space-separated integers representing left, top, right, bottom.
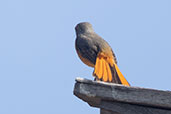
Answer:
0, 0, 171, 114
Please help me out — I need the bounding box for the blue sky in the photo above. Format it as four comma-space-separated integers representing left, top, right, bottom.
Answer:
0, 0, 171, 114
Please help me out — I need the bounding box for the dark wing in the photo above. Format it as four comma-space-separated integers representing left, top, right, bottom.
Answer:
91, 33, 118, 64
75, 37, 98, 65
111, 49, 117, 64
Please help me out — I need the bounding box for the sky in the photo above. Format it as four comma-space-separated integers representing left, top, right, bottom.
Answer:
0, 0, 171, 114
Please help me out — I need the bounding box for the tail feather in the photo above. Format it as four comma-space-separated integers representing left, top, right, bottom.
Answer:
113, 63, 130, 86
105, 62, 112, 82
98, 58, 103, 79
94, 57, 99, 77
94, 57, 108, 81
93, 55, 130, 86
102, 61, 108, 81
109, 64, 121, 84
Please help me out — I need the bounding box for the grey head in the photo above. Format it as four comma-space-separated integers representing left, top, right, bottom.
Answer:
75, 22, 94, 35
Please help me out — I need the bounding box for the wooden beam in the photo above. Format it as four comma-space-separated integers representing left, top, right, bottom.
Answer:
73, 77, 171, 114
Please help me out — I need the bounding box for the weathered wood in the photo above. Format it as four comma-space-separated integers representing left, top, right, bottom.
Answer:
100, 108, 119, 114
100, 100, 171, 114
73, 77, 171, 114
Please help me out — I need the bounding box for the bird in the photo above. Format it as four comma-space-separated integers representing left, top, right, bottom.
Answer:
75, 22, 130, 86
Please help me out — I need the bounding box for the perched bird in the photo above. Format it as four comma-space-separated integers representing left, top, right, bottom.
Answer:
75, 22, 130, 86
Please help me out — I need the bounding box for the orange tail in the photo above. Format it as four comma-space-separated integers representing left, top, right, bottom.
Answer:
93, 53, 130, 86
111, 63, 130, 86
